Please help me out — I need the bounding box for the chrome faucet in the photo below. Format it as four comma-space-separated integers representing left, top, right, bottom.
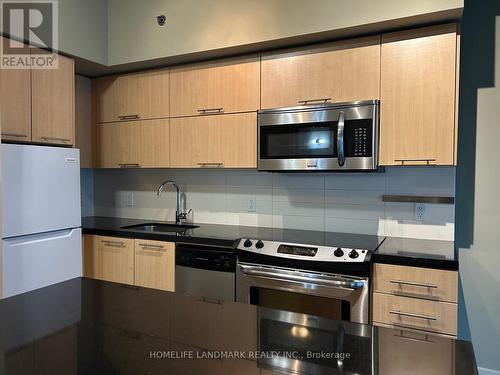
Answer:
157, 180, 191, 225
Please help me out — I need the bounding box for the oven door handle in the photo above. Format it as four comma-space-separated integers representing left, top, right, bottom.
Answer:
337, 111, 346, 167
238, 264, 366, 290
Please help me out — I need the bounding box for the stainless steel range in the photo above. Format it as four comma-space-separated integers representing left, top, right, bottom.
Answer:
236, 237, 381, 324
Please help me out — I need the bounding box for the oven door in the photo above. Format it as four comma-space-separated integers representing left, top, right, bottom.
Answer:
236, 262, 369, 324
258, 100, 379, 171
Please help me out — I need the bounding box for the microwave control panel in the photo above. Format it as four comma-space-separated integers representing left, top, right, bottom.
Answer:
353, 127, 369, 157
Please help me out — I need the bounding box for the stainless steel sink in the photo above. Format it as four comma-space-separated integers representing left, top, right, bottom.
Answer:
121, 223, 199, 232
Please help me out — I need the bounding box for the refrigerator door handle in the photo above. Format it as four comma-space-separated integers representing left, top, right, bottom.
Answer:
5, 228, 78, 245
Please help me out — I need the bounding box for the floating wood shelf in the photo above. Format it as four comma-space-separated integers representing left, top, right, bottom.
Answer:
382, 195, 455, 204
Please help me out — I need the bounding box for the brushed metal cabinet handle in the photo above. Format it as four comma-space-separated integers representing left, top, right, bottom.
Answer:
2, 132, 28, 138
138, 243, 165, 250
395, 158, 437, 165
102, 240, 125, 247
41, 136, 71, 142
118, 163, 141, 168
197, 108, 224, 114
298, 97, 332, 105
389, 310, 437, 321
197, 162, 224, 168
390, 280, 438, 289
198, 296, 223, 305
117, 114, 140, 120
393, 331, 434, 344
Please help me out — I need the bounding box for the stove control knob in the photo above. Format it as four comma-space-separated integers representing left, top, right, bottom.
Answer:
255, 240, 264, 249
243, 239, 252, 248
334, 248, 344, 257
348, 249, 359, 259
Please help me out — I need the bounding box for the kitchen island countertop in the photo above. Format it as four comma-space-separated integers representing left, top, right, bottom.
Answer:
0, 277, 476, 375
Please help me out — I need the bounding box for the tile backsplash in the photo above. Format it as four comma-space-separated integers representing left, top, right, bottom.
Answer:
84, 167, 455, 240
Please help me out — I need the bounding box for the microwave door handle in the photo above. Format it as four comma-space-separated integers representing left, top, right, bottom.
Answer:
337, 111, 345, 166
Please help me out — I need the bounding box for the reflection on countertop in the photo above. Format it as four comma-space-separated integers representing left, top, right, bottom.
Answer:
0, 278, 476, 375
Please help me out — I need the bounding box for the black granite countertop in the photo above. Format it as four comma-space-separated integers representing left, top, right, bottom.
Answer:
372, 236, 458, 270
82, 216, 384, 251
82, 216, 458, 270
0, 278, 476, 375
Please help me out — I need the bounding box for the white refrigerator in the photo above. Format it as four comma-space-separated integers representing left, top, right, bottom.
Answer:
2, 144, 82, 298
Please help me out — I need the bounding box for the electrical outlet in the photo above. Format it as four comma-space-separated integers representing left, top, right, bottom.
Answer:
415, 203, 426, 221
126, 192, 135, 207
247, 197, 257, 212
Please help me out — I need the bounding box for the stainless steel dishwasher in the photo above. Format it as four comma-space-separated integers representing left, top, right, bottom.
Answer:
175, 243, 236, 302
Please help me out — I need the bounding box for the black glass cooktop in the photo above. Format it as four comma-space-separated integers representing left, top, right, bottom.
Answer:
0, 278, 477, 375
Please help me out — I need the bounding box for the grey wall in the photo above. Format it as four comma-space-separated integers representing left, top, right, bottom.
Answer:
456, 0, 500, 373
0, 0, 464, 71
107, 0, 463, 65
58, 0, 108, 64
0, 0, 108, 65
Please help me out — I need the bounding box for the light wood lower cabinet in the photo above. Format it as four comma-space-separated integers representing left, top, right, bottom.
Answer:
98, 236, 135, 285
373, 263, 458, 303
372, 292, 457, 336
380, 24, 457, 166
135, 239, 175, 292
83, 234, 175, 291
372, 263, 458, 337
170, 112, 256, 168
82, 234, 99, 279
378, 327, 454, 375
31, 51, 75, 146
96, 119, 169, 168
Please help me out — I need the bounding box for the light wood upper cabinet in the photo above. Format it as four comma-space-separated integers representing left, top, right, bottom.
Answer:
380, 25, 457, 166
261, 36, 381, 109
0, 38, 31, 142
96, 119, 170, 168
95, 69, 169, 123
170, 112, 256, 168
98, 236, 135, 285
31, 51, 75, 146
170, 55, 260, 117
135, 239, 175, 292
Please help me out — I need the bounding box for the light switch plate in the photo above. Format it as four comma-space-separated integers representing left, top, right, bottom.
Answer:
247, 197, 256, 212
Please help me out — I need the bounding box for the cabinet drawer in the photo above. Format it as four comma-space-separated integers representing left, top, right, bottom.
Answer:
373, 292, 457, 336
98, 236, 135, 285
135, 239, 175, 292
378, 327, 453, 375
373, 263, 458, 303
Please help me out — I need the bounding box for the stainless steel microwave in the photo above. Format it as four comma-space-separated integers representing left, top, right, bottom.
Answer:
257, 100, 379, 171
